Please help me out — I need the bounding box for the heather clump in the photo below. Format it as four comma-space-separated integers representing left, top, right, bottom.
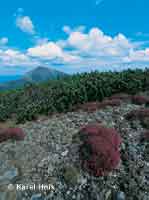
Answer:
75, 99, 122, 113
141, 131, 149, 141
131, 95, 149, 105
76, 102, 101, 112
78, 123, 121, 176
99, 99, 122, 108
108, 93, 132, 101
0, 127, 25, 143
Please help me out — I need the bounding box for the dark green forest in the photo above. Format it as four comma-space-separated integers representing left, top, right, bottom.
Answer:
0, 69, 149, 123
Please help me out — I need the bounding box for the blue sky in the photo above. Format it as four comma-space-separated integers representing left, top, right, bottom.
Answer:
0, 0, 149, 75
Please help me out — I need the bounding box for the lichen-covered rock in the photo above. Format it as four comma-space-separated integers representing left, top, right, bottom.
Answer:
0, 100, 148, 199
63, 166, 80, 186
0, 167, 19, 185
78, 123, 121, 176
113, 191, 126, 200
131, 95, 149, 105
0, 128, 25, 143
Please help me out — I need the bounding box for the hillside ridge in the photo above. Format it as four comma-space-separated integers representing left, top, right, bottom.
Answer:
0, 66, 68, 91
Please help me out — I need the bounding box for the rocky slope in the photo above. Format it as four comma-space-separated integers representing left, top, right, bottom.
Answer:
0, 98, 149, 200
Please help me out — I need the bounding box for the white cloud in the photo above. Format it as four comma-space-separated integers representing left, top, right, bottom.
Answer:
66, 27, 132, 58
27, 42, 81, 64
28, 42, 63, 59
1, 25, 149, 72
16, 16, 35, 34
0, 49, 39, 66
63, 25, 86, 35
125, 48, 149, 62
0, 37, 8, 45
63, 26, 72, 34
25, 26, 149, 67
136, 32, 149, 37
35, 37, 49, 45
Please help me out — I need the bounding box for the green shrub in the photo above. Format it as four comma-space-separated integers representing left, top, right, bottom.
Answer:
0, 68, 148, 123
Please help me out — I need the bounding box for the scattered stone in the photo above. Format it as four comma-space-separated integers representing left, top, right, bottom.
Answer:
125, 108, 149, 120
105, 190, 112, 200
0, 190, 17, 200
63, 166, 80, 186
113, 191, 126, 200
0, 97, 148, 199
0, 167, 19, 185
31, 193, 44, 200
61, 150, 68, 157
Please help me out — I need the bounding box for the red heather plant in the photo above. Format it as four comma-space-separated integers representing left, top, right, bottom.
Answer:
99, 99, 121, 108
0, 128, 25, 143
78, 123, 121, 177
75, 99, 121, 112
143, 131, 149, 141
131, 95, 149, 105
140, 131, 149, 142
77, 102, 101, 112
108, 93, 132, 101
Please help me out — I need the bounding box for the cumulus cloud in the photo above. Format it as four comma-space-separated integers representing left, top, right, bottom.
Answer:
66, 28, 133, 58
0, 37, 8, 45
16, 16, 35, 34
125, 48, 149, 62
28, 42, 63, 58
0, 49, 39, 66
136, 32, 149, 37
63, 25, 86, 34
63, 26, 72, 34
60, 26, 149, 67
1, 25, 149, 71
27, 42, 81, 64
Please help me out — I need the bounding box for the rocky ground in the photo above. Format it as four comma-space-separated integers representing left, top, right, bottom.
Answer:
0, 96, 149, 200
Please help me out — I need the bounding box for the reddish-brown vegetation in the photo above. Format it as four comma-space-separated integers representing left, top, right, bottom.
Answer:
99, 99, 122, 108
75, 99, 122, 112
0, 128, 25, 143
76, 102, 101, 112
78, 123, 121, 176
108, 93, 132, 101
131, 95, 149, 105
141, 130, 149, 141
143, 131, 149, 141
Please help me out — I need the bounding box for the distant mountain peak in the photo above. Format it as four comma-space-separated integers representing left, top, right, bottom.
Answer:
0, 67, 68, 91
25, 66, 67, 82
28, 66, 53, 73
